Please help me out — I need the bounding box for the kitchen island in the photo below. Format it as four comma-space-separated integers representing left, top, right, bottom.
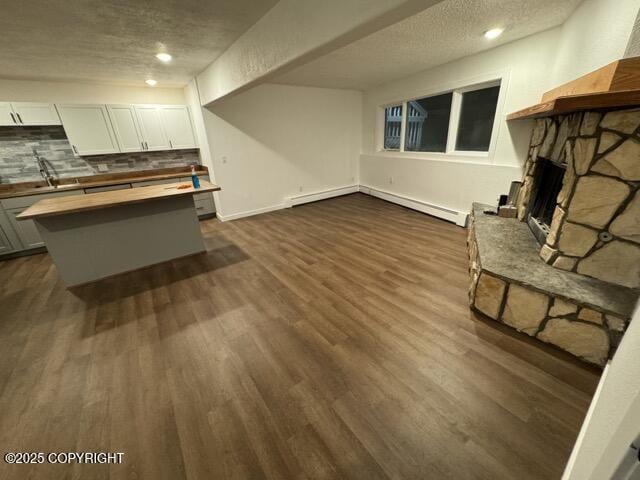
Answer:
17, 180, 220, 287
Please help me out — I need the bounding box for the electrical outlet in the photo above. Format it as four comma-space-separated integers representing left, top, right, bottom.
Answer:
97, 164, 108, 172
221, 156, 228, 164
389, 176, 394, 184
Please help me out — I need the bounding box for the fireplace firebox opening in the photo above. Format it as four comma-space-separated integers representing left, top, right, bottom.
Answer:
527, 158, 565, 245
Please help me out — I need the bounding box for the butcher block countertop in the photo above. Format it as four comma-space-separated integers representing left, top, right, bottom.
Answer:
0, 166, 211, 199
17, 181, 220, 220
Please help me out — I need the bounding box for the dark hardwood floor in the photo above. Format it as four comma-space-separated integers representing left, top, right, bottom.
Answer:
0, 193, 600, 479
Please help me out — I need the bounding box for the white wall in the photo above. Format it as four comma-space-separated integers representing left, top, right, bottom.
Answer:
550, 0, 640, 86
360, 28, 560, 213
0, 78, 185, 105
184, 79, 222, 211
359, 0, 639, 218
563, 302, 640, 479
198, 83, 361, 220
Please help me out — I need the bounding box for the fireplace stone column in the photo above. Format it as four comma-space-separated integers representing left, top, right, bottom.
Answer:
516, 108, 640, 290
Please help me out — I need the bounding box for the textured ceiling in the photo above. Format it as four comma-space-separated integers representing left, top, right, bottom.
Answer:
0, 0, 278, 87
272, 0, 583, 90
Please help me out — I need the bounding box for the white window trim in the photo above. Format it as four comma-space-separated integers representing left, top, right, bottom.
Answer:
376, 71, 508, 163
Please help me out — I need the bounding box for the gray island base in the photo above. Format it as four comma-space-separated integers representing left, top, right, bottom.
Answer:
17, 181, 220, 287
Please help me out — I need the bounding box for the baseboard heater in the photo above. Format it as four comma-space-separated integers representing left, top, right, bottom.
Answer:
285, 185, 359, 207
359, 185, 468, 227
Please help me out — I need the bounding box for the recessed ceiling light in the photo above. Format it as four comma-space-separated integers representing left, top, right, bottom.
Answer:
156, 53, 172, 62
145, 79, 157, 86
484, 28, 504, 39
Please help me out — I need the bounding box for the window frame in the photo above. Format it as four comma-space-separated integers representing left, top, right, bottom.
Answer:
382, 104, 404, 151
377, 75, 505, 162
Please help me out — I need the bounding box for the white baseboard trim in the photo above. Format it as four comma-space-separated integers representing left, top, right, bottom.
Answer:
285, 184, 359, 207
218, 184, 468, 227
216, 203, 285, 222
359, 185, 468, 227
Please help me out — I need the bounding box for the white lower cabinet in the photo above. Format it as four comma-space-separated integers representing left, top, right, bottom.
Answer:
6, 209, 44, 249
0, 228, 14, 254
0, 190, 83, 255
133, 176, 215, 217
0, 213, 18, 255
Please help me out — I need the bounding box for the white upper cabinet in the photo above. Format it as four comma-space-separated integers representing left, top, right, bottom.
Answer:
0, 103, 15, 126
107, 105, 143, 153
0, 102, 60, 126
160, 106, 197, 149
1, 99, 198, 155
134, 106, 170, 151
12, 102, 61, 125
56, 104, 119, 156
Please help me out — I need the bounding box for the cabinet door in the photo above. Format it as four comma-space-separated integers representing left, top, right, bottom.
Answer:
12, 102, 61, 126
107, 105, 143, 152
134, 106, 170, 151
0, 223, 16, 255
160, 106, 197, 149
7, 208, 44, 249
56, 104, 119, 156
0, 102, 17, 126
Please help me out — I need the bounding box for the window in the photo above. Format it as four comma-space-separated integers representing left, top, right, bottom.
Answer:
379, 81, 500, 155
383, 105, 402, 150
455, 85, 500, 151
405, 92, 452, 153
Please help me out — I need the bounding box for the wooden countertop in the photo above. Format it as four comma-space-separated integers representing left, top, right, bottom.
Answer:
0, 166, 210, 199
17, 181, 220, 220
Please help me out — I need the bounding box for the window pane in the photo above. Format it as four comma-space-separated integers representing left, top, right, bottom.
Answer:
455, 85, 500, 151
383, 105, 402, 150
405, 92, 452, 153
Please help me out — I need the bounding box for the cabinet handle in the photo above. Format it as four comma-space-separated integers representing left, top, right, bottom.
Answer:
144, 141, 148, 150
169, 140, 173, 149
16, 113, 23, 124
72, 145, 78, 154
10, 113, 16, 124
141, 141, 145, 150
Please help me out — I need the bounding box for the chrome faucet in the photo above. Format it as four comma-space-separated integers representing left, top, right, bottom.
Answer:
33, 148, 55, 187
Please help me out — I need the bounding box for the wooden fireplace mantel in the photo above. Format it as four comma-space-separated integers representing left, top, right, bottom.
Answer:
507, 57, 640, 120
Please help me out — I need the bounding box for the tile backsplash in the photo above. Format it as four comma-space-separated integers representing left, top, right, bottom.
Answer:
0, 126, 200, 184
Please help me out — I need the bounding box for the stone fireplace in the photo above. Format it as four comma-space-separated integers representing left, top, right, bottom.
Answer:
517, 110, 640, 289
527, 158, 566, 244
466, 58, 640, 366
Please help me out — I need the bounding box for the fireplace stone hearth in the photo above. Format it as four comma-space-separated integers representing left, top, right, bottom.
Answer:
468, 204, 636, 366
467, 59, 640, 366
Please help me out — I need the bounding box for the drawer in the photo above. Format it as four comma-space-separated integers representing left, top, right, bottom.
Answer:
131, 178, 180, 188
85, 184, 131, 193
194, 197, 215, 216
1, 189, 83, 209
193, 191, 214, 202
